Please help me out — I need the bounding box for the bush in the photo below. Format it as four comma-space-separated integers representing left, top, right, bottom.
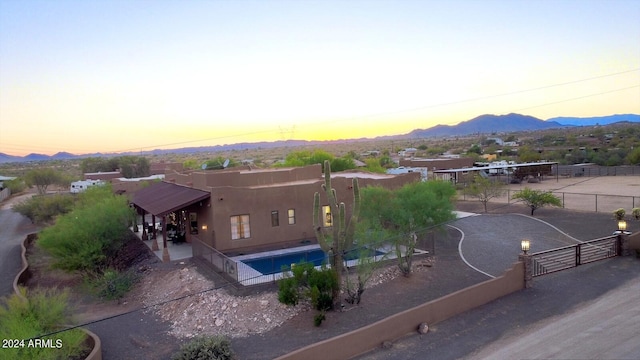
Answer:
172, 335, 235, 360
37, 192, 134, 274
313, 312, 326, 327
0, 288, 88, 360
277, 261, 338, 320
86, 268, 139, 300
4, 178, 27, 194
277, 277, 299, 306
13, 194, 75, 224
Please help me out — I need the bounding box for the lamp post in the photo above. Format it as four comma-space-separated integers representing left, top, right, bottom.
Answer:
615, 220, 631, 235
614, 220, 632, 256
521, 239, 530, 255
519, 239, 533, 288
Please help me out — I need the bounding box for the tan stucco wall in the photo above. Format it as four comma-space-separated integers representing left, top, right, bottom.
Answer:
165, 165, 420, 254
206, 172, 420, 253
276, 261, 525, 360
400, 157, 475, 170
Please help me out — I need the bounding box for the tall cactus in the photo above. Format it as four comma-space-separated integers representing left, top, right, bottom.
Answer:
313, 160, 360, 301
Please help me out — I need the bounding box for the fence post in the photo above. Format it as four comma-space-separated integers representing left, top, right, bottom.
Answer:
518, 254, 533, 288
617, 233, 631, 257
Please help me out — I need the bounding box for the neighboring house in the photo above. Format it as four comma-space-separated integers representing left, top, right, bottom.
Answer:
84, 171, 122, 181
111, 174, 165, 195
149, 161, 183, 175
130, 164, 420, 255
398, 157, 475, 178
398, 148, 418, 157
386, 166, 428, 181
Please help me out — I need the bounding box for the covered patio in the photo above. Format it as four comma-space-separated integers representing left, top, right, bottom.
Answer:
130, 181, 210, 262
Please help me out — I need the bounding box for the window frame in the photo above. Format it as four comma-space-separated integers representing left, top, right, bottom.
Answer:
287, 208, 296, 225
230, 214, 251, 240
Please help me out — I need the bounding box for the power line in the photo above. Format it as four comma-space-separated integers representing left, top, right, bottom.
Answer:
3, 67, 639, 156
510, 84, 640, 113
115, 68, 640, 155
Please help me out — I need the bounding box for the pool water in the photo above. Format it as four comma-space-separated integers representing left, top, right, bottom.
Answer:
242, 248, 383, 275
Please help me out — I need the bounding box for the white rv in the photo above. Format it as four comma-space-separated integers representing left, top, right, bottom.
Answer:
70, 180, 104, 193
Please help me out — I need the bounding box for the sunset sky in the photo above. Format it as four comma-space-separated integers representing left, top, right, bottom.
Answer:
1, 0, 639, 156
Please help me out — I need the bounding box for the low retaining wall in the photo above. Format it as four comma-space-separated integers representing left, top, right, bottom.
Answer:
13, 234, 102, 360
277, 261, 525, 360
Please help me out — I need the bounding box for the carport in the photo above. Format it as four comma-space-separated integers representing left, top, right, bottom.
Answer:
130, 181, 210, 262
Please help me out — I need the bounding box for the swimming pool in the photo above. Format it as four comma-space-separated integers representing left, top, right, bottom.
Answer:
241, 248, 385, 275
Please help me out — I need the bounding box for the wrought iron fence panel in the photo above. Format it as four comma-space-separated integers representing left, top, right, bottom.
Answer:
531, 236, 618, 277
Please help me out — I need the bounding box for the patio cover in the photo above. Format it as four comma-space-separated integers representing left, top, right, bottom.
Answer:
131, 181, 210, 217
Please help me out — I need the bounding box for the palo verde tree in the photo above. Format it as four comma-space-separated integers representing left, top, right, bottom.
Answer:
512, 187, 562, 216
24, 168, 67, 195
359, 180, 456, 276
313, 160, 360, 304
465, 175, 506, 212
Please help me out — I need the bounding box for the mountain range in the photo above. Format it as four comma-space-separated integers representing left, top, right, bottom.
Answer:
1, 113, 638, 163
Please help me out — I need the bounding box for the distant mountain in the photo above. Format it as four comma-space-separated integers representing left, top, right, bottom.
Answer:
2, 113, 638, 163
408, 113, 565, 138
51, 151, 78, 159
0, 152, 23, 163
23, 153, 51, 161
546, 114, 640, 126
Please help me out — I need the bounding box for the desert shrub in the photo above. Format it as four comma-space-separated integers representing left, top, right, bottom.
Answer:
313, 312, 326, 327
13, 194, 75, 224
86, 268, 139, 300
4, 178, 27, 194
307, 267, 337, 311
37, 192, 134, 274
277, 277, 299, 306
172, 335, 235, 360
277, 261, 338, 313
0, 287, 88, 360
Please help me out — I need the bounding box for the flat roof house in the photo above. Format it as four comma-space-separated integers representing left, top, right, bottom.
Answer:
131, 164, 420, 258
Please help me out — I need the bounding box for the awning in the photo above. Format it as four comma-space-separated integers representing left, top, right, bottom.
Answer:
131, 182, 210, 217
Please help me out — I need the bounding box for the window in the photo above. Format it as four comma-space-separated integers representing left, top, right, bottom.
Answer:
288, 209, 296, 225
189, 212, 198, 234
322, 205, 332, 227
230, 215, 251, 239
271, 210, 279, 227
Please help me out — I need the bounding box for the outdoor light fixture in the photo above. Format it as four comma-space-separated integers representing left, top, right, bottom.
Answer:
618, 220, 627, 232
201, 225, 208, 230
615, 220, 631, 235
521, 239, 530, 255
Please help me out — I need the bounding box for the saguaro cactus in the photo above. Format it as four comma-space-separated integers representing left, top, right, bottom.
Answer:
313, 160, 360, 301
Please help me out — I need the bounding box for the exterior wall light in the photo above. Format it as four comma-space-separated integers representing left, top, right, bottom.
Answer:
521, 239, 530, 255
201, 225, 208, 230
615, 220, 631, 235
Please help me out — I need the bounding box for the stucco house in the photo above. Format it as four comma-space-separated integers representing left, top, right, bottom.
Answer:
130, 164, 420, 258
